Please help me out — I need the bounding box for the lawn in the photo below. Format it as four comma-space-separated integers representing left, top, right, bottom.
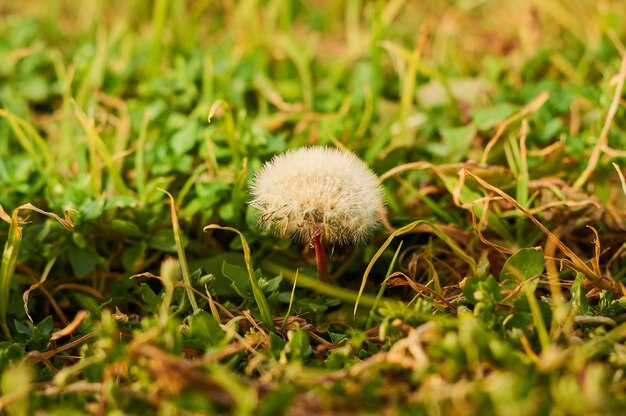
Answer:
1, 0, 626, 414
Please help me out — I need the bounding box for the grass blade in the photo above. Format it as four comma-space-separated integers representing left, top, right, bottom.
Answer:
573, 51, 626, 189
135, 111, 151, 202
281, 269, 298, 332
159, 189, 199, 314
613, 162, 626, 196
204, 224, 274, 330
262, 261, 384, 308
462, 169, 602, 281
0, 210, 22, 340
354, 220, 477, 318
0, 203, 74, 339
524, 282, 550, 350
74, 103, 132, 195
365, 241, 403, 329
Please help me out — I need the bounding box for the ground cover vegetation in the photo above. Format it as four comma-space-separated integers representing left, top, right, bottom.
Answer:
1, 0, 626, 414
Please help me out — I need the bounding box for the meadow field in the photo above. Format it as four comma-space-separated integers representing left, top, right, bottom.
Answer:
1, 0, 626, 414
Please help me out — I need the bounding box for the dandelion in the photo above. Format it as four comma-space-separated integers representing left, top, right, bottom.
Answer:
250, 146, 385, 281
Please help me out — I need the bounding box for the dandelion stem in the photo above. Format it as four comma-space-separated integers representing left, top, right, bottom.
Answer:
312, 230, 328, 282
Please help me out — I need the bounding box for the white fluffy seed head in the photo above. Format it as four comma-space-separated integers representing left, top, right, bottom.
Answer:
249, 146, 385, 245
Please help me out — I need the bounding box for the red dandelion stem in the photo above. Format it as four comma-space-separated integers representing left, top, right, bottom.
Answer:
312, 228, 328, 282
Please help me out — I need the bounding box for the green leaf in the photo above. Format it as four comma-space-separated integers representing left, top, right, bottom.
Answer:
14, 315, 53, 351
260, 273, 282, 296
258, 383, 295, 416
437, 124, 476, 161
570, 273, 590, 315
104, 195, 140, 210
500, 247, 545, 283
148, 229, 180, 253
0, 342, 24, 373
13, 320, 33, 338
186, 311, 225, 349
503, 311, 534, 340
69, 245, 99, 277
284, 326, 311, 362
482, 275, 506, 303
188, 267, 208, 285
462, 275, 505, 306
122, 242, 146, 272
109, 219, 146, 238
170, 120, 198, 155
140, 283, 161, 313
268, 332, 287, 360
0, 361, 33, 416
471, 103, 518, 130
222, 261, 252, 297
70, 292, 101, 315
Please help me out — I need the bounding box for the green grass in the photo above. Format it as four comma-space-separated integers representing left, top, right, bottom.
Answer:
1, 0, 626, 414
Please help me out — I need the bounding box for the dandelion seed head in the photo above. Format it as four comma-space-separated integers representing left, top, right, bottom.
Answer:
249, 146, 385, 245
